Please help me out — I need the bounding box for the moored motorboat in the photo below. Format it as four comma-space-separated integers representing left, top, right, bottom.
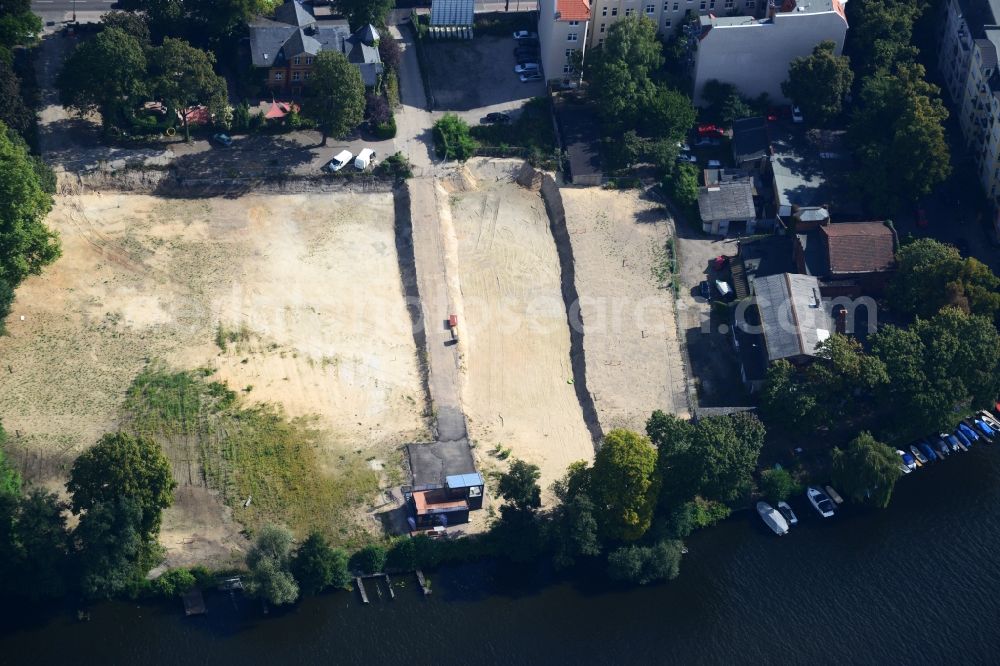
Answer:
806, 487, 836, 518
943, 432, 967, 452
756, 501, 790, 535
933, 439, 950, 458
777, 501, 799, 525
910, 444, 928, 465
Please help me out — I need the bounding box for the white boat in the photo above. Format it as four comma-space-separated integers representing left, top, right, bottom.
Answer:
807, 486, 836, 518
777, 501, 799, 525
824, 486, 845, 505
756, 501, 789, 535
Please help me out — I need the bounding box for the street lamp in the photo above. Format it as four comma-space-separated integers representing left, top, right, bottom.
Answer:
72, 0, 77, 23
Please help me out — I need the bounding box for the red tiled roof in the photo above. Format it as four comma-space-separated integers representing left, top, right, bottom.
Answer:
820, 222, 895, 274
557, 0, 590, 21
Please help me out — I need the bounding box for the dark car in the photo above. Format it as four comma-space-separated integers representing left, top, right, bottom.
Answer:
517, 37, 540, 47
515, 47, 540, 59
482, 112, 511, 124
211, 132, 233, 147
699, 280, 711, 299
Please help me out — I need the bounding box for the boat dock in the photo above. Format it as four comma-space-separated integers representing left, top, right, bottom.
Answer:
416, 570, 431, 596
356, 574, 395, 603
355, 577, 369, 604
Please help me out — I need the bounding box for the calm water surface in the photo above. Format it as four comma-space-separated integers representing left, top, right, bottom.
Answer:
3, 446, 1000, 665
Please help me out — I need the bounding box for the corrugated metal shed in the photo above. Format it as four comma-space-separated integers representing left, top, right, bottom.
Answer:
446, 472, 484, 489
430, 0, 474, 26
753, 273, 831, 361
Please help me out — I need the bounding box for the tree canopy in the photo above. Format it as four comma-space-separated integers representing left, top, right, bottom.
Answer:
291, 531, 350, 595
590, 429, 660, 542
307, 50, 365, 146
433, 113, 477, 161
498, 459, 542, 513
338, 0, 394, 30
782, 40, 853, 124
147, 37, 228, 141
246, 524, 299, 605
831, 432, 902, 508
889, 238, 1000, 321
66, 432, 175, 537
75, 496, 162, 599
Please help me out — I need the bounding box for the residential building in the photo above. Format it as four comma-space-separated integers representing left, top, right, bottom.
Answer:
752, 272, 832, 364
248, 0, 383, 94
538, 0, 591, 84
937, 0, 1000, 204
794, 221, 897, 297
692, 0, 848, 105
697, 177, 756, 235
770, 127, 858, 222
587, 0, 759, 47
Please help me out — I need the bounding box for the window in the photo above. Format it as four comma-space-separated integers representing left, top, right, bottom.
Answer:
306, 57, 313, 65
567, 32, 578, 41
292, 71, 300, 81
673, 2, 679, 9
699, 0, 705, 8
746, 0, 754, 7
645, 4, 655, 13
600, 22, 606, 31
725, 0, 733, 8
709, 0, 715, 7
274, 71, 284, 80
569, 20, 579, 25
563, 64, 573, 72
566, 48, 575, 57
611, 7, 618, 15
293, 56, 300, 65
625, 7, 634, 15
664, 1, 669, 9
602, 5, 608, 14
598, 38, 604, 45
665, 17, 672, 25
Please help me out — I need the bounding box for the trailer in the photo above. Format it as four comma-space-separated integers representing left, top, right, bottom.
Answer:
449, 314, 459, 342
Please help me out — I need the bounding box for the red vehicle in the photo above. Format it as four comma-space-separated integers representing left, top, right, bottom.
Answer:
697, 123, 725, 138
915, 207, 929, 228
713, 255, 729, 271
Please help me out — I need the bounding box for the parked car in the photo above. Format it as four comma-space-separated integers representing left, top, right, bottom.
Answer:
516, 37, 540, 47
520, 71, 543, 82
211, 132, 233, 147
482, 111, 511, 124
697, 123, 725, 137
706, 159, 722, 168
324, 150, 353, 172
677, 141, 691, 152
676, 154, 697, 163
514, 63, 539, 74
514, 47, 540, 59
513, 30, 538, 40
792, 106, 804, 123
354, 148, 375, 171
553, 78, 580, 90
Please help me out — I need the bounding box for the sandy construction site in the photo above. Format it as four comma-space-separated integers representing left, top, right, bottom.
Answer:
562, 187, 689, 432
0, 191, 427, 563
444, 162, 594, 487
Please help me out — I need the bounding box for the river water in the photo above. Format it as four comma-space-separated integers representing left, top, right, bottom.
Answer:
3, 445, 1000, 666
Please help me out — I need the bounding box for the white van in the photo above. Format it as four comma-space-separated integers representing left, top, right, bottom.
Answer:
325, 150, 353, 172
354, 148, 375, 170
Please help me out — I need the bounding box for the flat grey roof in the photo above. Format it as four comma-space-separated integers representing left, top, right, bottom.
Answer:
732, 116, 770, 164
431, 0, 474, 26
754, 272, 832, 361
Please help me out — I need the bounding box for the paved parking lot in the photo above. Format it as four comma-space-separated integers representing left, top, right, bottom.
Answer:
423, 35, 546, 116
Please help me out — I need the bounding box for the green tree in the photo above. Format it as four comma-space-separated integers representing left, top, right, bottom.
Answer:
759, 360, 818, 435
676, 412, 766, 504
246, 524, 298, 605
590, 429, 660, 542
662, 162, 699, 214
433, 113, 477, 161
337, 0, 394, 29
498, 459, 541, 512
75, 496, 163, 599
291, 531, 350, 594
831, 431, 902, 508
307, 50, 365, 147
66, 432, 176, 537
57, 27, 147, 131
759, 468, 801, 503
700, 80, 751, 125
148, 38, 228, 141
0, 3, 39, 51
805, 334, 889, 423
100, 10, 151, 44
0, 60, 33, 135
152, 568, 196, 597
844, 0, 921, 77
0, 488, 70, 600
782, 41, 853, 125
890, 238, 1000, 320
0, 421, 21, 497
550, 493, 601, 569
665, 496, 730, 538
353, 543, 387, 574
606, 539, 683, 585
849, 62, 950, 213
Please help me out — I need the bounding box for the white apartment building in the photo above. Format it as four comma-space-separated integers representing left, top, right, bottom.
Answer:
938, 0, 1000, 203
692, 0, 849, 104
537, 0, 591, 83
587, 0, 758, 46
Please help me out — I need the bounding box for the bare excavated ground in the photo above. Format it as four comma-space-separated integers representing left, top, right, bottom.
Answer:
444, 160, 593, 490
562, 188, 690, 431
0, 192, 427, 566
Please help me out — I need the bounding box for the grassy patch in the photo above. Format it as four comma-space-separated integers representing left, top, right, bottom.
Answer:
122, 363, 379, 546
214, 322, 252, 351
470, 97, 557, 165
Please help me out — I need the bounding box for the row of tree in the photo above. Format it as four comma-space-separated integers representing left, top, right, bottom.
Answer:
57, 22, 227, 141
0, 428, 176, 601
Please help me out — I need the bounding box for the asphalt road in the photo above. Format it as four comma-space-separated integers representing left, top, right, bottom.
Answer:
32, 0, 115, 13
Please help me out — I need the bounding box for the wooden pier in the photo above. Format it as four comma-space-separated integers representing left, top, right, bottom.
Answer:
415, 570, 431, 596
355, 577, 369, 604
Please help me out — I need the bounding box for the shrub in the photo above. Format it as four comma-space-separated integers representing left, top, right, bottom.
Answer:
352, 544, 387, 574
606, 540, 684, 585
151, 568, 196, 598
385, 69, 400, 107
374, 116, 396, 140
365, 92, 391, 126
433, 113, 477, 161
759, 468, 801, 503
374, 151, 412, 179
